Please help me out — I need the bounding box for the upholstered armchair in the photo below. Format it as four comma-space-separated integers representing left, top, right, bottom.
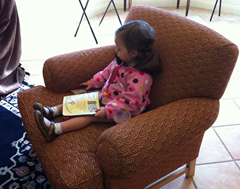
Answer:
18, 5, 239, 189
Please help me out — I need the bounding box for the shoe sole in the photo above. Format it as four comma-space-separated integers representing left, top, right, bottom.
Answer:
33, 103, 44, 113
34, 110, 52, 142
33, 103, 52, 120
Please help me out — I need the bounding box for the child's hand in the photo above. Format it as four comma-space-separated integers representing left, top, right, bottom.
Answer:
95, 107, 107, 120
80, 80, 92, 91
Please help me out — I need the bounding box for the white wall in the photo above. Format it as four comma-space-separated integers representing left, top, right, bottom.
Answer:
191, 0, 240, 16
85, 0, 240, 17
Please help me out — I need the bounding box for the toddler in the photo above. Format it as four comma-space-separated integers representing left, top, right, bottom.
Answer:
34, 20, 162, 142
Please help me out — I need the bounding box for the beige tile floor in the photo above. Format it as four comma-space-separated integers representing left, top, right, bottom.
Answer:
17, 2, 240, 189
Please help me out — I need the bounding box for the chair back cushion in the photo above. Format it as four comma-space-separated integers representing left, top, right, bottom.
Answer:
125, 5, 239, 110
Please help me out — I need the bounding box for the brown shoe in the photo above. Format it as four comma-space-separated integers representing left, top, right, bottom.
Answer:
34, 110, 58, 142
33, 103, 53, 120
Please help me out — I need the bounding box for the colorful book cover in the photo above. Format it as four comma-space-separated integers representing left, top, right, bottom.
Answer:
71, 88, 87, 95
62, 91, 100, 116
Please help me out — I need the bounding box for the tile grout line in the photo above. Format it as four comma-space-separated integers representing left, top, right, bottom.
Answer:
212, 126, 240, 171
233, 99, 240, 109
192, 177, 198, 189
196, 159, 237, 166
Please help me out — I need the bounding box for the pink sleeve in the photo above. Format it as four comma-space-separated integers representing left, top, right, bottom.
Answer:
91, 60, 116, 89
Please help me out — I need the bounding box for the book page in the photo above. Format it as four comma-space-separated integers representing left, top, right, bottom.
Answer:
62, 92, 100, 116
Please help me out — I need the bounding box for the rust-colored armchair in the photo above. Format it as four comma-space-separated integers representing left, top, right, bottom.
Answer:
18, 5, 239, 189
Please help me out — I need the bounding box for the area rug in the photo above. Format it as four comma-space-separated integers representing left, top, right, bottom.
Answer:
0, 82, 52, 189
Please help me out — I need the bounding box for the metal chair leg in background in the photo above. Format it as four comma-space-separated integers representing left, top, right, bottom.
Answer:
176, 0, 191, 16
177, 0, 180, 9
185, 0, 191, 16
210, 0, 222, 21
74, 0, 98, 44
99, 0, 122, 26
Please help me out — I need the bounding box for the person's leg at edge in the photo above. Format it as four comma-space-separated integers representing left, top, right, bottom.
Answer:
60, 116, 113, 133
35, 111, 114, 140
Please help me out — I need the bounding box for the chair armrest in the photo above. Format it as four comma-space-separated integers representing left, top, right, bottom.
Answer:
43, 45, 115, 93
97, 97, 219, 178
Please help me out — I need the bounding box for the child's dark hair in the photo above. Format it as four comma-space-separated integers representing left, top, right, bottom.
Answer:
115, 20, 155, 59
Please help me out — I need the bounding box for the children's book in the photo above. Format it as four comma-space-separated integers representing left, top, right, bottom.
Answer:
62, 91, 100, 116
71, 88, 87, 95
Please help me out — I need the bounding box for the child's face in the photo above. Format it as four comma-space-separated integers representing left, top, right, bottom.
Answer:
115, 35, 137, 63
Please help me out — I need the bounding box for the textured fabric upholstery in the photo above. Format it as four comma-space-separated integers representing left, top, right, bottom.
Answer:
124, 6, 237, 110
18, 5, 238, 189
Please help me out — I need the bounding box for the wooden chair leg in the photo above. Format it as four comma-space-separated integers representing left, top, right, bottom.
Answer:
186, 158, 196, 178
145, 158, 197, 188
